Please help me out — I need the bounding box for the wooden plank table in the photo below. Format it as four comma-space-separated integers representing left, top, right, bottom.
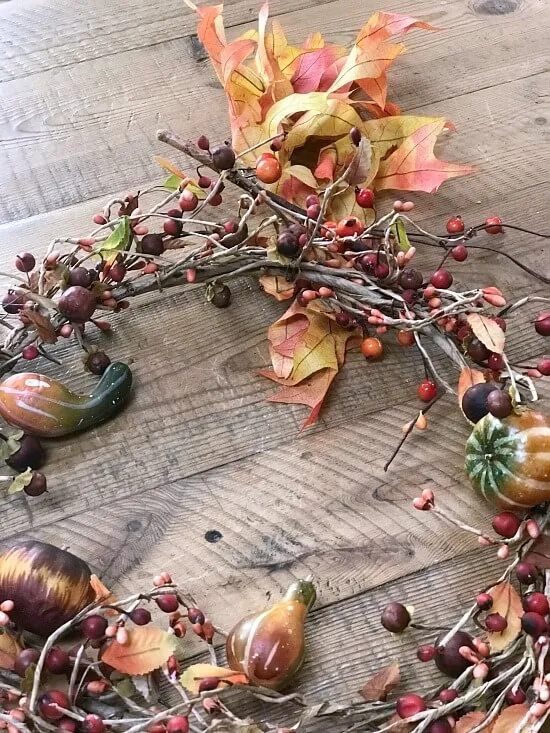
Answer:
0, 0, 549, 718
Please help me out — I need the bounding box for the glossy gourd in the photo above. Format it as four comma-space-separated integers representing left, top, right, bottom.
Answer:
0, 362, 132, 437
465, 409, 550, 509
226, 579, 316, 690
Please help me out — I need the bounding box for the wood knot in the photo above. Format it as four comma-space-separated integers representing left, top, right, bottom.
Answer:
186, 35, 209, 62
471, 0, 520, 14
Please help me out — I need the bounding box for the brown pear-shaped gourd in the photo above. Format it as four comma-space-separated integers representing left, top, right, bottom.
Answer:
225, 579, 316, 690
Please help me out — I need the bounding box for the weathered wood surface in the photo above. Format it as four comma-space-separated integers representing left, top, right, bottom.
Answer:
0, 0, 549, 717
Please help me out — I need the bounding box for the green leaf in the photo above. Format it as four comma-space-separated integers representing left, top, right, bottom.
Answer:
21, 663, 36, 694
94, 216, 131, 256
115, 678, 137, 699
391, 219, 411, 251
163, 176, 206, 199
0, 431, 24, 461
7, 468, 33, 494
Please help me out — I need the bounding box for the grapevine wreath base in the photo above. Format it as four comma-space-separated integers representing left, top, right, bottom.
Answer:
0, 123, 548, 732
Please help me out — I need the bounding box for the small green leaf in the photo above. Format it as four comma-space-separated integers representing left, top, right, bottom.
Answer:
115, 678, 137, 699
21, 663, 36, 694
94, 216, 131, 256
391, 219, 411, 252
0, 431, 24, 461
163, 176, 205, 199
7, 468, 33, 494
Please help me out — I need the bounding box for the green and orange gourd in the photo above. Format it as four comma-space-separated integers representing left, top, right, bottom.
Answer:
226, 579, 316, 690
0, 362, 132, 437
465, 409, 550, 510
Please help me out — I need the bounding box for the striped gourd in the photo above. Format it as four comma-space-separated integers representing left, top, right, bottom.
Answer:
465, 409, 550, 509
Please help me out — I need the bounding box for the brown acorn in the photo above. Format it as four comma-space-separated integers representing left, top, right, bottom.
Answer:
0, 541, 95, 636
226, 579, 316, 690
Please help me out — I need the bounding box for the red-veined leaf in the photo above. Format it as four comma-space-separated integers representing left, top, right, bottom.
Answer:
327, 40, 404, 93
356, 10, 437, 45
101, 626, 178, 675
362, 116, 451, 160
221, 39, 256, 85
291, 47, 336, 93
374, 120, 475, 193
466, 314, 505, 355
266, 367, 339, 431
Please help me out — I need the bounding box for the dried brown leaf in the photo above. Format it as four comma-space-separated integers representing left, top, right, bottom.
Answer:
359, 662, 400, 701
19, 310, 57, 344
466, 314, 505, 355
486, 580, 523, 651
259, 275, 295, 301
0, 630, 22, 671
492, 704, 529, 732
101, 627, 178, 675
455, 712, 495, 732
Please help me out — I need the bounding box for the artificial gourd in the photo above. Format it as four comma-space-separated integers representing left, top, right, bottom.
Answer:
0, 541, 95, 635
226, 579, 316, 690
465, 409, 550, 509
0, 362, 132, 437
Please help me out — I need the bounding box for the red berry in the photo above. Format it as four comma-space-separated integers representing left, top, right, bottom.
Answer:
22, 345, 39, 360
130, 608, 152, 625
209, 193, 223, 207
198, 175, 212, 189
166, 208, 182, 219
451, 244, 468, 261
211, 144, 236, 171
305, 194, 319, 208
336, 216, 364, 238
490, 315, 507, 331
487, 352, 504, 372
156, 595, 179, 613
69, 267, 94, 288
196, 135, 210, 150
45, 647, 70, 674
38, 690, 70, 721
417, 380, 437, 403
430, 270, 453, 289
198, 677, 220, 693
439, 689, 458, 704
417, 644, 435, 662
434, 631, 475, 677
179, 190, 198, 212
108, 262, 126, 283
58, 285, 97, 323
59, 717, 78, 732
166, 716, 190, 733
467, 338, 490, 364
187, 608, 205, 625
277, 231, 300, 258
81, 615, 108, 640
164, 218, 183, 237
523, 592, 550, 615
476, 592, 493, 610
396, 693, 426, 719
350, 127, 362, 146
141, 234, 165, 256
381, 602, 410, 632
505, 688, 526, 705
81, 714, 105, 733
336, 312, 352, 328
516, 562, 539, 584
426, 721, 452, 733
521, 612, 547, 637
256, 157, 282, 184
537, 358, 550, 376
446, 216, 464, 234
14, 648, 40, 676
485, 613, 507, 632
270, 138, 283, 152
2, 292, 24, 314
355, 187, 375, 209
485, 216, 503, 234
15, 252, 36, 272
399, 268, 423, 290
535, 313, 550, 337
306, 204, 321, 219
374, 263, 390, 279
491, 511, 520, 538
24, 471, 47, 496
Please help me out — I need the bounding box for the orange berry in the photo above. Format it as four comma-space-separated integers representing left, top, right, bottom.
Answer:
360, 337, 383, 359
336, 216, 364, 238
256, 157, 282, 184
397, 330, 415, 347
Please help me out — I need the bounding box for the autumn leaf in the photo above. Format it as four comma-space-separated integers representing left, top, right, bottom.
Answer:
343, 137, 374, 187
524, 533, 550, 569
467, 314, 505, 355
0, 630, 22, 671
492, 704, 530, 733
184, 1, 226, 83
259, 275, 295, 301
327, 40, 404, 93
374, 119, 475, 193
8, 468, 33, 494
455, 712, 495, 733
356, 10, 437, 45
19, 310, 57, 344
90, 574, 117, 606
101, 626, 178, 675
485, 580, 523, 652
457, 367, 486, 410
359, 662, 400, 701
265, 367, 339, 431
180, 663, 248, 694
363, 116, 450, 160
291, 47, 338, 93
329, 185, 375, 227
